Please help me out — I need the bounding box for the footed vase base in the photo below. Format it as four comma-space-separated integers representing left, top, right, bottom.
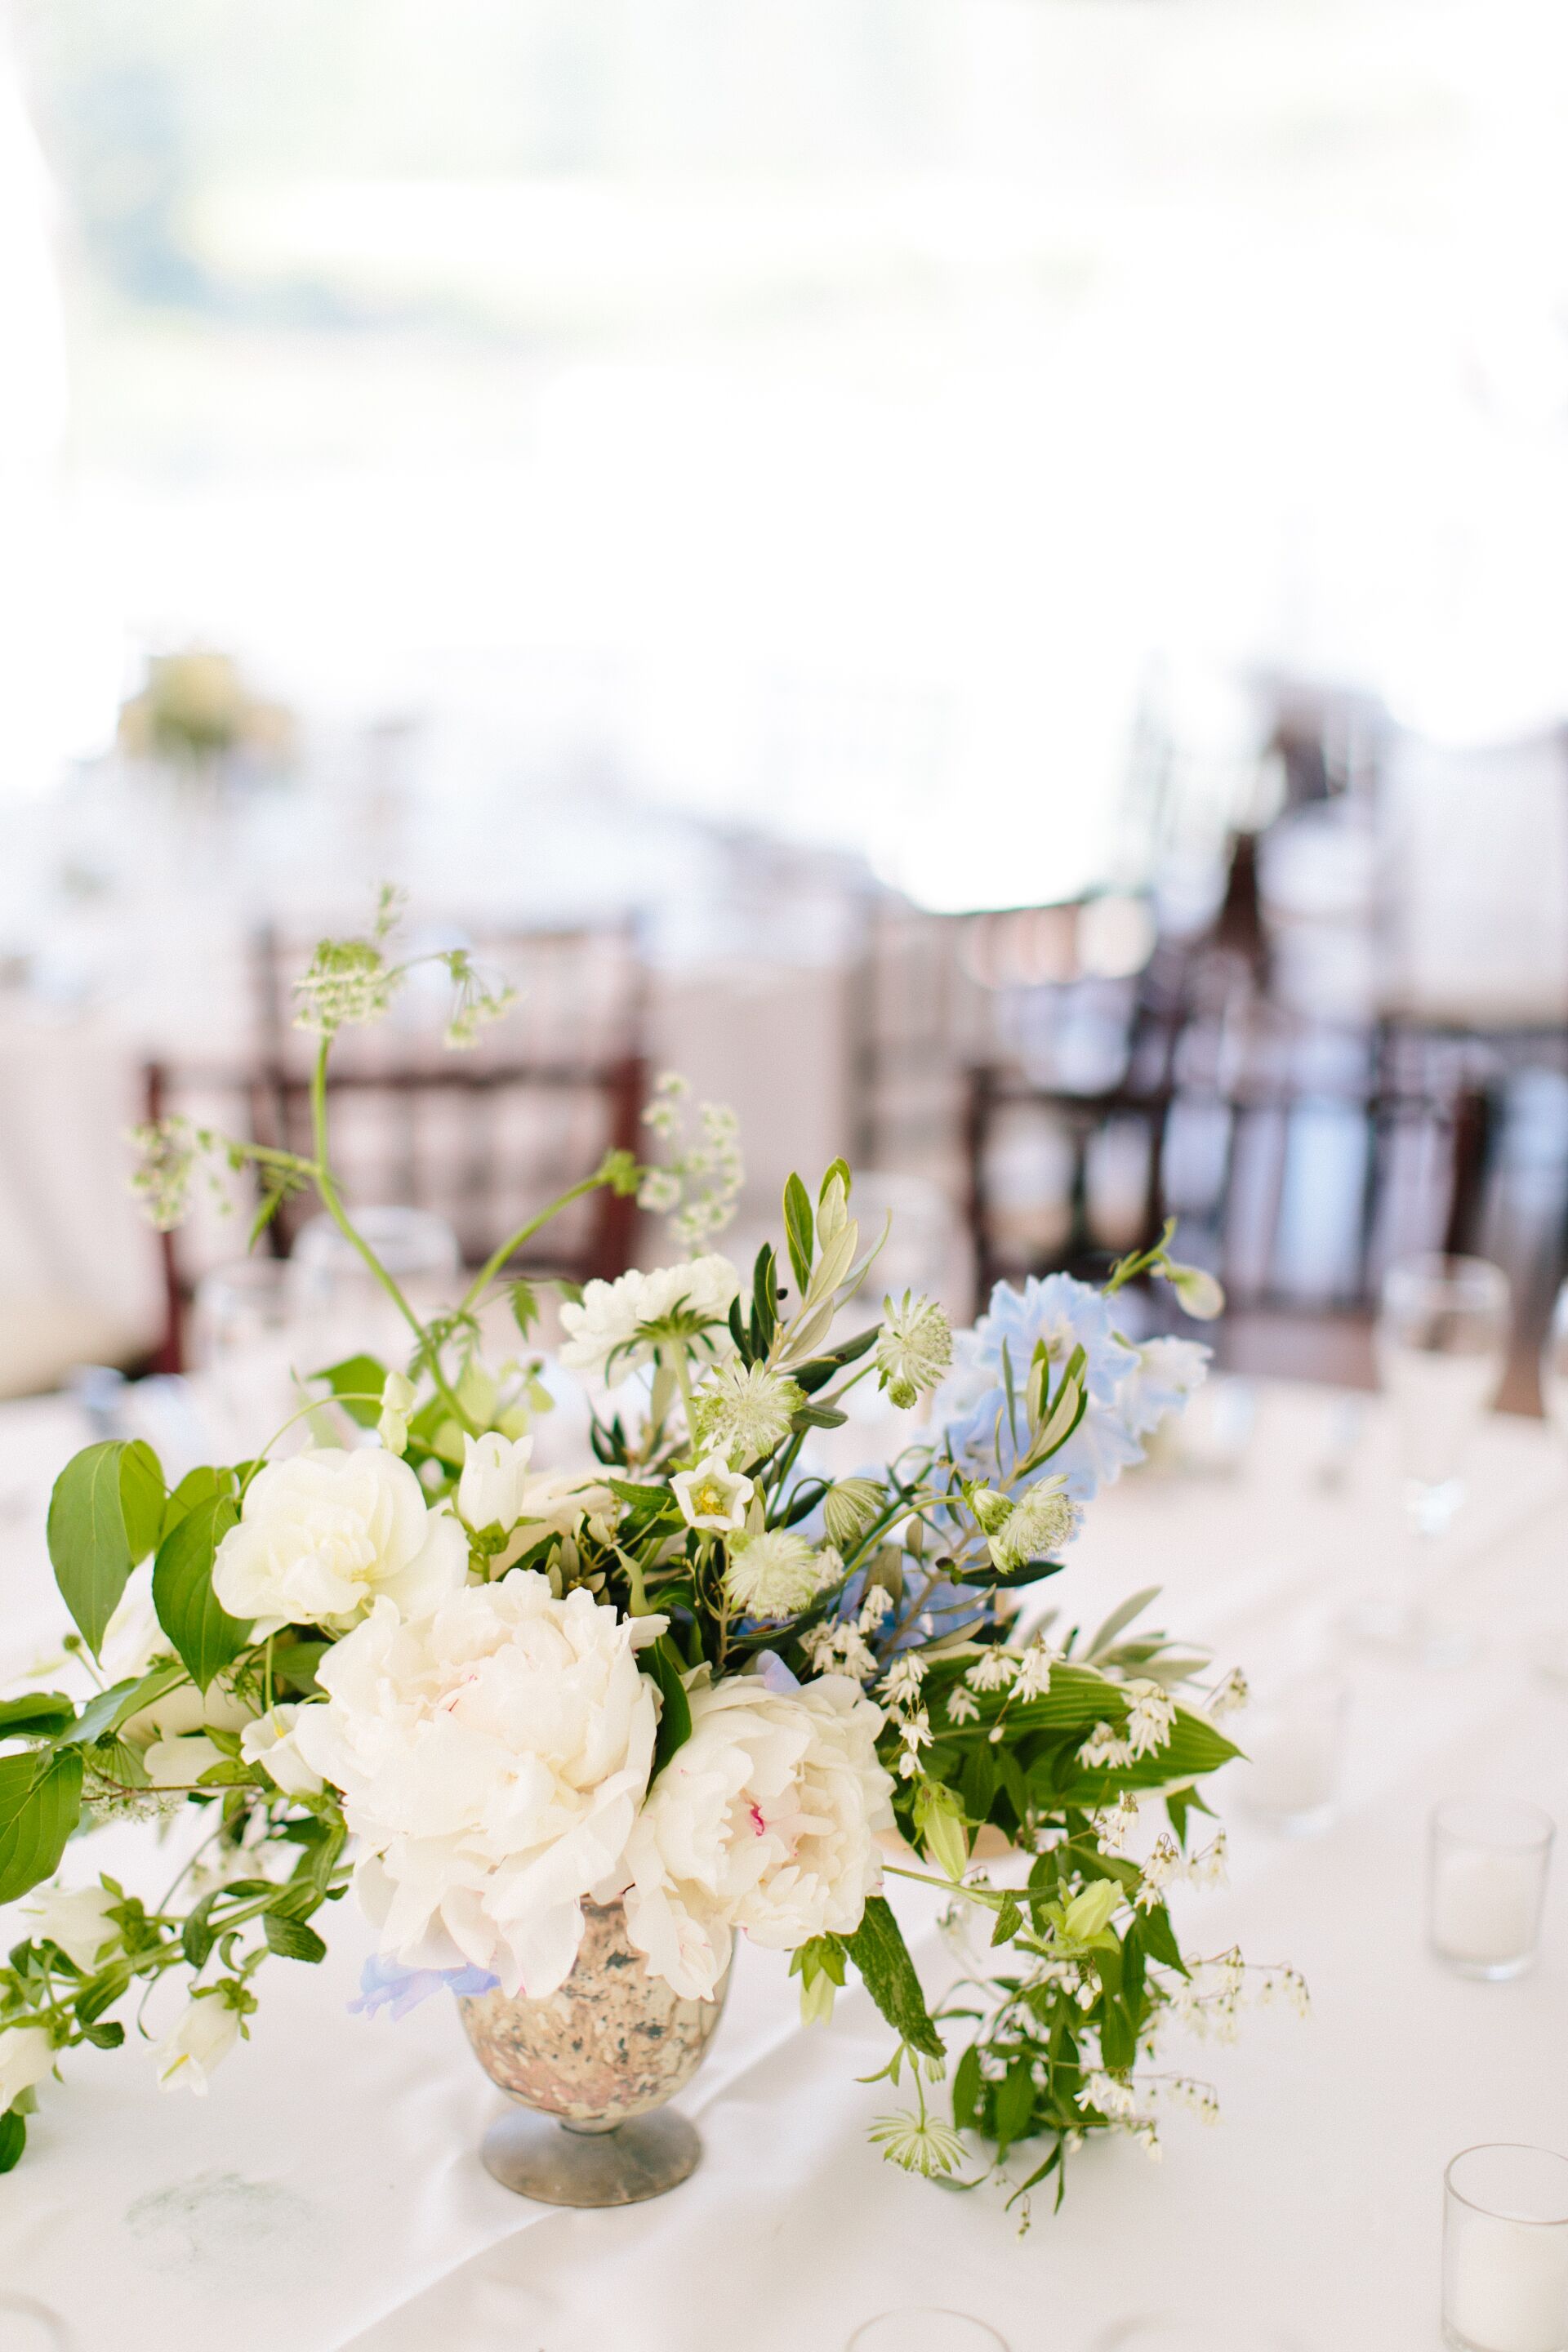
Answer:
479, 2109, 703, 2207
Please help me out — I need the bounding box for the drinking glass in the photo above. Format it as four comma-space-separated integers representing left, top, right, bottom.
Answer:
1429, 1798, 1554, 1980
1368, 1254, 1509, 1663
846, 2316, 1009, 2351
1535, 1285, 1568, 1682
192, 1258, 309, 1453
287, 1206, 461, 1364
1239, 1669, 1349, 1837
1094, 2323, 1307, 2350
1377, 1255, 1510, 1537
1444, 2144, 1568, 2351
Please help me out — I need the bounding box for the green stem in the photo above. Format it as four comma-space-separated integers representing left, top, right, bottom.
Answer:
459, 1169, 615, 1315
306, 1040, 475, 1436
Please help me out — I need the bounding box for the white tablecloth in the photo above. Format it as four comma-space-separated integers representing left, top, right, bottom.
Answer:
2, 1382, 1567, 2350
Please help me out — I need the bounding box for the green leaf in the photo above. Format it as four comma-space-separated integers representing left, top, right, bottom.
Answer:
818, 1158, 852, 1205
751, 1243, 779, 1350
991, 1893, 1023, 1948
994, 2060, 1036, 2154
644, 1637, 693, 1780
153, 1494, 251, 1691
263, 1912, 327, 1962
0, 2108, 26, 2173
1085, 1587, 1162, 1664
0, 1750, 83, 1904
0, 1694, 75, 1740
181, 1891, 220, 1970
952, 2042, 982, 2131
838, 1895, 944, 2061
310, 1353, 389, 1429
160, 1465, 234, 1543
58, 1662, 185, 1750
782, 1172, 816, 1296
47, 1441, 167, 1658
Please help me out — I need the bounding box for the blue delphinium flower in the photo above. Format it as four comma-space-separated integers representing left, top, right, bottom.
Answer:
938, 1273, 1202, 1503
349, 1954, 499, 2020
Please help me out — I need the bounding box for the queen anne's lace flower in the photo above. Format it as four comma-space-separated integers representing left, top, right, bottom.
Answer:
292, 1575, 663, 1998
724, 1530, 835, 1619
212, 1447, 467, 1633
622, 1674, 893, 2000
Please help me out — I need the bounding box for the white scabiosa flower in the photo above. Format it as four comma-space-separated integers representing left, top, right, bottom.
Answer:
291, 1575, 663, 1998
724, 1530, 835, 1619
24, 1883, 118, 1973
670, 1453, 754, 1534
693, 1361, 802, 1462
0, 2025, 56, 2111
557, 1255, 741, 1386
622, 1675, 894, 2001
212, 1447, 468, 1633
155, 1993, 242, 2095
874, 1293, 953, 1410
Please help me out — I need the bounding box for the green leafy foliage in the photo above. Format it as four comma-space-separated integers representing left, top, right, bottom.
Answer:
310, 1355, 389, 1429
644, 1637, 694, 1779
47, 1440, 166, 1657
836, 1896, 945, 2061
0, 1749, 83, 1904
152, 1492, 252, 1690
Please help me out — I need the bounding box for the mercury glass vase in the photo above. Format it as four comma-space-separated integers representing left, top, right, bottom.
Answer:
457, 1896, 729, 2207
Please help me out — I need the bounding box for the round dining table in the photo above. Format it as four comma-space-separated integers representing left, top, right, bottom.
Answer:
0, 1376, 1565, 2351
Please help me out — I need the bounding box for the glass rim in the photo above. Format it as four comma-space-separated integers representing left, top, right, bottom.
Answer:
1431, 1795, 1556, 1852
1446, 2141, 1568, 2225
1380, 1251, 1511, 1305
846, 2313, 1010, 2351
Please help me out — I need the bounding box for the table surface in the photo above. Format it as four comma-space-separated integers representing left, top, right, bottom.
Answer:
1, 1379, 1566, 2352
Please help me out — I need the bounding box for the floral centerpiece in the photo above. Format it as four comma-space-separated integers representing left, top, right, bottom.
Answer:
0, 907, 1298, 2213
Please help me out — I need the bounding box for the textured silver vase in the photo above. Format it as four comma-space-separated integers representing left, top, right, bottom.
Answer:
458, 1896, 729, 2207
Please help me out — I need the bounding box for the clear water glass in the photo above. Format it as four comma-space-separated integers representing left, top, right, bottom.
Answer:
1429, 1799, 1553, 1980
192, 1258, 309, 1451
1444, 2144, 1568, 2351
1094, 2322, 1308, 2350
1536, 1285, 1568, 1683
846, 2316, 1009, 2352
1239, 1669, 1348, 1837
287, 1205, 461, 1363
1377, 1254, 1510, 1538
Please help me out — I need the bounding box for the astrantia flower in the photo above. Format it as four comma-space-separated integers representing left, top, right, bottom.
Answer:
212, 1447, 467, 1633
292, 1575, 664, 1998
154, 1993, 241, 2095
671, 1453, 754, 1533
621, 1675, 893, 2000
868, 2107, 965, 2178
724, 1530, 835, 1619
875, 1293, 953, 1410
558, 1255, 741, 1387
938, 1274, 1142, 1503
986, 1475, 1080, 1570
693, 1361, 803, 1462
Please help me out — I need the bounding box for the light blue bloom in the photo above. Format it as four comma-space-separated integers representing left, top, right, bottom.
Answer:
938, 1273, 1147, 1503
350, 1954, 498, 2020
1116, 1336, 1210, 1437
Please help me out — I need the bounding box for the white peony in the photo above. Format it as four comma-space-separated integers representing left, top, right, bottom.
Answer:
238, 1703, 323, 1797
212, 1447, 468, 1633
622, 1674, 895, 2001
155, 1994, 240, 2094
558, 1255, 741, 1387
24, 1883, 118, 1972
291, 1574, 664, 1998
0, 2025, 55, 2111
457, 1432, 613, 1568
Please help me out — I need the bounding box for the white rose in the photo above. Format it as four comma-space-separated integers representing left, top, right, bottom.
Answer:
212, 1447, 468, 1633
622, 1673, 895, 2002
558, 1255, 740, 1386
0, 2025, 54, 2110
291, 1574, 665, 1998
24, 1883, 118, 1972
238, 1704, 323, 1797
155, 1994, 240, 2094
